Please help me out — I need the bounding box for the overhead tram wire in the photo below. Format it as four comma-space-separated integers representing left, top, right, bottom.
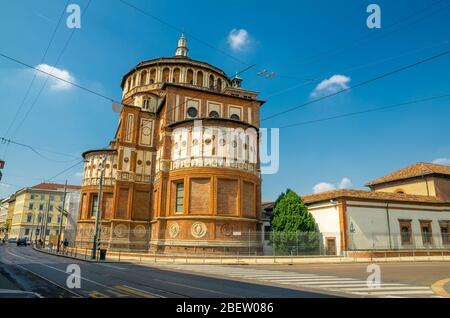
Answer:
9, 0, 93, 140
287, 0, 449, 69
2, 0, 70, 139
1, 0, 70, 158
260, 48, 450, 122
117, 0, 312, 82
279, 93, 450, 129
0, 137, 80, 163
261, 38, 450, 100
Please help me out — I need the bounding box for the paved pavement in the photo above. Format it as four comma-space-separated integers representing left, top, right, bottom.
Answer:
0, 244, 333, 298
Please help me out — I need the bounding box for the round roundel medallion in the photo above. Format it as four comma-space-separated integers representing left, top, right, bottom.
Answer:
142, 126, 151, 136
169, 222, 180, 238
191, 222, 207, 239
220, 224, 232, 237
133, 225, 146, 238
114, 224, 127, 238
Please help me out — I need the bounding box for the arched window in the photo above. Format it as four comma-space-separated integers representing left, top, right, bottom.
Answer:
162, 68, 170, 82
209, 74, 215, 90
140, 71, 147, 86
197, 71, 204, 87
216, 78, 222, 91
230, 114, 240, 121
173, 68, 180, 83
187, 69, 194, 84
149, 69, 156, 84
395, 189, 405, 194
131, 75, 135, 88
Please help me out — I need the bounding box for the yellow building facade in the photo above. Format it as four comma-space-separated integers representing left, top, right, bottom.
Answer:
8, 183, 81, 242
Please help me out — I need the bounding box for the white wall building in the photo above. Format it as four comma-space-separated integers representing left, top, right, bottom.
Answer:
263, 162, 450, 256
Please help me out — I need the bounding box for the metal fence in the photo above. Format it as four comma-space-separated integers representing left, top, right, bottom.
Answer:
31, 228, 450, 258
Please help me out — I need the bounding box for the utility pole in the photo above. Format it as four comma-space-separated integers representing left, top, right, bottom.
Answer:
41, 195, 52, 247
56, 181, 67, 253
92, 155, 105, 259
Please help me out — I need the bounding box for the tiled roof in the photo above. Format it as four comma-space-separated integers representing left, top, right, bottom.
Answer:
32, 183, 81, 191
301, 189, 450, 204
366, 162, 450, 186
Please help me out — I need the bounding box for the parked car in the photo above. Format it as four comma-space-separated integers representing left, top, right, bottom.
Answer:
8, 238, 17, 243
17, 238, 28, 246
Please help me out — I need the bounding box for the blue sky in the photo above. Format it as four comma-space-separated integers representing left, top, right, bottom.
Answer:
0, 0, 449, 201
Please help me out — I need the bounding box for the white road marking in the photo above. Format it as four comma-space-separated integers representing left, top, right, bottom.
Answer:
153, 264, 438, 298
352, 290, 434, 296
338, 286, 430, 291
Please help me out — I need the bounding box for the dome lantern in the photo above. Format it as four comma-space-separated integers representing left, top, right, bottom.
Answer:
175, 33, 189, 57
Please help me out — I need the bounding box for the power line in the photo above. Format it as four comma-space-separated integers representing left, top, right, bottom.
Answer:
279, 93, 450, 129
261, 38, 450, 100
0, 137, 80, 163
45, 159, 84, 183
9, 0, 93, 140
286, 0, 449, 69
117, 0, 289, 81
261, 48, 450, 122
2, 0, 70, 141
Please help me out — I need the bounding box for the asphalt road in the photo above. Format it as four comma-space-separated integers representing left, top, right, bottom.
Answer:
0, 244, 333, 298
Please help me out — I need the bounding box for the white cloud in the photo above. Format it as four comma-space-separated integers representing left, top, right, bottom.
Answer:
432, 158, 450, 166
313, 177, 353, 194
35, 64, 75, 91
311, 74, 350, 97
227, 28, 251, 51
338, 177, 352, 189
313, 182, 336, 194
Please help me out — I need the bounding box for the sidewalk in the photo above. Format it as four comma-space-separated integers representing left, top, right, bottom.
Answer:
34, 245, 450, 265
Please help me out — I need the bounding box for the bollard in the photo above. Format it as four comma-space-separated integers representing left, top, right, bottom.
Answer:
85, 248, 87, 260
118, 251, 121, 262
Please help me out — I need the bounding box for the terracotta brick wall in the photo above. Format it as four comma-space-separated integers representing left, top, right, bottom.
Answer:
189, 178, 210, 214
102, 193, 113, 219
133, 190, 150, 220
242, 181, 255, 217
217, 178, 238, 215
116, 188, 129, 218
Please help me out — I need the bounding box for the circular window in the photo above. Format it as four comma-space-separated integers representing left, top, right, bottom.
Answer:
232, 140, 238, 148
187, 107, 198, 118
192, 139, 198, 146
174, 142, 179, 149
219, 139, 226, 146
137, 160, 142, 165
182, 140, 187, 147
209, 110, 219, 118
113, 164, 117, 169
105, 164, 110, 169
146, 160, 151, 166
230, 114, 240, 121
124, 157, 129, 163
204, 138, 212, 145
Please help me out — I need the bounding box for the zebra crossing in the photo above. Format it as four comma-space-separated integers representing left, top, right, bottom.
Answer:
158, 265, 441, 298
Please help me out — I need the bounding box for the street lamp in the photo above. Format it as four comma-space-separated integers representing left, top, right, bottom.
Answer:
92, 155, 105, 259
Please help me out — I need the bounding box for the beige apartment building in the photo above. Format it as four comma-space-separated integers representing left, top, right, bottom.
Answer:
8, 183, 81, 242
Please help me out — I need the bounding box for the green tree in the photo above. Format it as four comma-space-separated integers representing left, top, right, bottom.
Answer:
269, 189, 320, 255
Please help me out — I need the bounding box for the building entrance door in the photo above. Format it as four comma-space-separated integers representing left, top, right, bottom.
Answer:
326, 238, 336, 255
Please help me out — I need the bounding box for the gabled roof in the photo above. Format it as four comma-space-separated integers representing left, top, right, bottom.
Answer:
32, 183, 81, 191
301, 189, 450, 205
366, 162, 450, 186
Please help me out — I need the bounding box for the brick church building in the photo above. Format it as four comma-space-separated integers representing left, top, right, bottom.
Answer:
77, 35, 264, 253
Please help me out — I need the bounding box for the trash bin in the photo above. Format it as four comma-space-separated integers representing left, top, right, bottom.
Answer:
99, 249, 107, 261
